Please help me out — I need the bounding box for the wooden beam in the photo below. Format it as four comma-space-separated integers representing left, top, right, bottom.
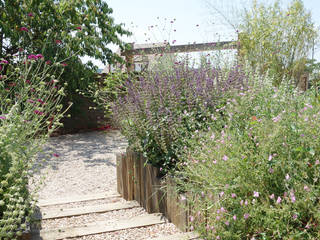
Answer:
36, 213, 166, 240
121, 41, 237, 56
38, 201, 140, 220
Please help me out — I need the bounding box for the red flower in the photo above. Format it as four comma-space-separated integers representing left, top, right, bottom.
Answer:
34, 110, 44, 115
20, 27, 29, 32
76, 26, 82, 30
45, 60, 51, 65
36, 54, 44, 59
27, 12, 34, 17
61, 62, 68, 67
28, 54, 37, 60
251, 116, 257, 121
55, 40, 62, 44
53, 153, 60, 157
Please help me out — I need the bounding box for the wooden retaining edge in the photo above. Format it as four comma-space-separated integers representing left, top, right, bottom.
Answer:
38, 192, 120, 207
36, 213, 166, 240
116, 149, 189, 232
38, 201, 140, 220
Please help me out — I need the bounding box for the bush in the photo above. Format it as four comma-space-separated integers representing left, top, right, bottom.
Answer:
0, 48, 67, 238
174, 71, 320, 239
113, 60, 249, 172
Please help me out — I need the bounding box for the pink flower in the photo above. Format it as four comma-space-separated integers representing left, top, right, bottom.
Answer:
253, 191, 259, 198
0, 60, 8, 64
27, 12, 34, 17
0, 116, 6, 120
45, 60, 51, 65
272, 115, 281, 122
34, 110, 44, 115
37, 99, 45, 105
219, 191, 224, 197
27, 99, 35, 103
285, 174, 290, 181
61, 62, 68, 67
269, 168, 274, 173
36, 54, 44, 59
223, 155, 228, 161
225, 221, 229, 226
28, 54, 37, 60
268, 155, 273, 161
189, 216, 194, 222
53, 153, 59, 157
55, 40, 62, 44
276, 196, 282, 204
316, 160, 320, 165
290, 192, 296, 203
231, 193, 237, 198
76, 26, 82, 30
292, 214, 298, 220
304, 185, 310, 192
244, 213, 249, 219
20, 27, 29, 32
233, 215, 237, 221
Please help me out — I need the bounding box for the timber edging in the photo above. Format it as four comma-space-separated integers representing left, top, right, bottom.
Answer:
116, 149, 189, 232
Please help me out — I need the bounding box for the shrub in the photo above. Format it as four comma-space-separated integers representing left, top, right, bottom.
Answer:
0, 49, 68, 238
239, 0, 318, 85
174, 71, 320, 239
113, 60, 249, 172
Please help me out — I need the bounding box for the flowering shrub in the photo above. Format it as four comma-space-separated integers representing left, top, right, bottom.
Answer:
0, 49, 68, 238
113, 61, 248, 172
174, 72, 320, 239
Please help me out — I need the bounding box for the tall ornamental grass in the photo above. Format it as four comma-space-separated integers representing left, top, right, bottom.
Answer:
174, 71, 320, 239
113, 61, 249, 172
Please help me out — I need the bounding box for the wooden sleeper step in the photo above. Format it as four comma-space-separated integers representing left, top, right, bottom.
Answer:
37, 200, 140, 220
35, 213, 166, 240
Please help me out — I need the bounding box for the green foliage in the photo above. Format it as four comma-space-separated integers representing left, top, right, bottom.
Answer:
174, 71, 320, 239
239, 0, 318, 85
113, 60, 248, 173
0, 50, 68, 239
0, 0, 131, 92
78, 71, 130, 118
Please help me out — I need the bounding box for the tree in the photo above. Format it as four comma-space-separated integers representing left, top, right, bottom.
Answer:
0, 0, 131, 91
239, 0, 318, 85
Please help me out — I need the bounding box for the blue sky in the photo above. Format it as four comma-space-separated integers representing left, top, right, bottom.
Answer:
89, 0, 320, 68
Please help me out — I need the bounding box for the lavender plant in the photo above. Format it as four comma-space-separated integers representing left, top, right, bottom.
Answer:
113, 60, 248, 172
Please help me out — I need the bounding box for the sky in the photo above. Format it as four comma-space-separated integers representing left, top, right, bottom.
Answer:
88, 0, 320, 68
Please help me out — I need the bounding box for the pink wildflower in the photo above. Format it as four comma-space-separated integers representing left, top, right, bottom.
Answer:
233, 215, 237, 221
0, 60, 8, 64
53, 153, 59, 157
0, 116, 6, 120
244, 213, 250, 219
276, 196, 282, 204
28, 54, 37, 60
223, 155, 228, 161
231, 193, 237, 198
45, 60, 51, 65
27, 12, 34, 17
34, 110, 44, 115
304, 185, 310, 192
20, 27, 29, 32
290, 192, 296, 203
225, 221, 229, 226
76, 26, 82, 30
219, 191, 224, 197
55, 40, 62, 44
36, 54, 44, 59
269, 194, 275, 199
253, 191, 259, 198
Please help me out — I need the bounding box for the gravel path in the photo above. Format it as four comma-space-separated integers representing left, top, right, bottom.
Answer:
30, 130, 128, 200
29, 130, 181, 239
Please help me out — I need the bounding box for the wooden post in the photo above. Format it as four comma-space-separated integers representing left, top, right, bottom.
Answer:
126, 150, 134, 201
166, 177, 188, 232
121, 153, 128, 200
116, 153, 123, 196
133, 152, 141, 204
298, 73, 309, 92
140, 154, 146, 208
145, 164, 154, 213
